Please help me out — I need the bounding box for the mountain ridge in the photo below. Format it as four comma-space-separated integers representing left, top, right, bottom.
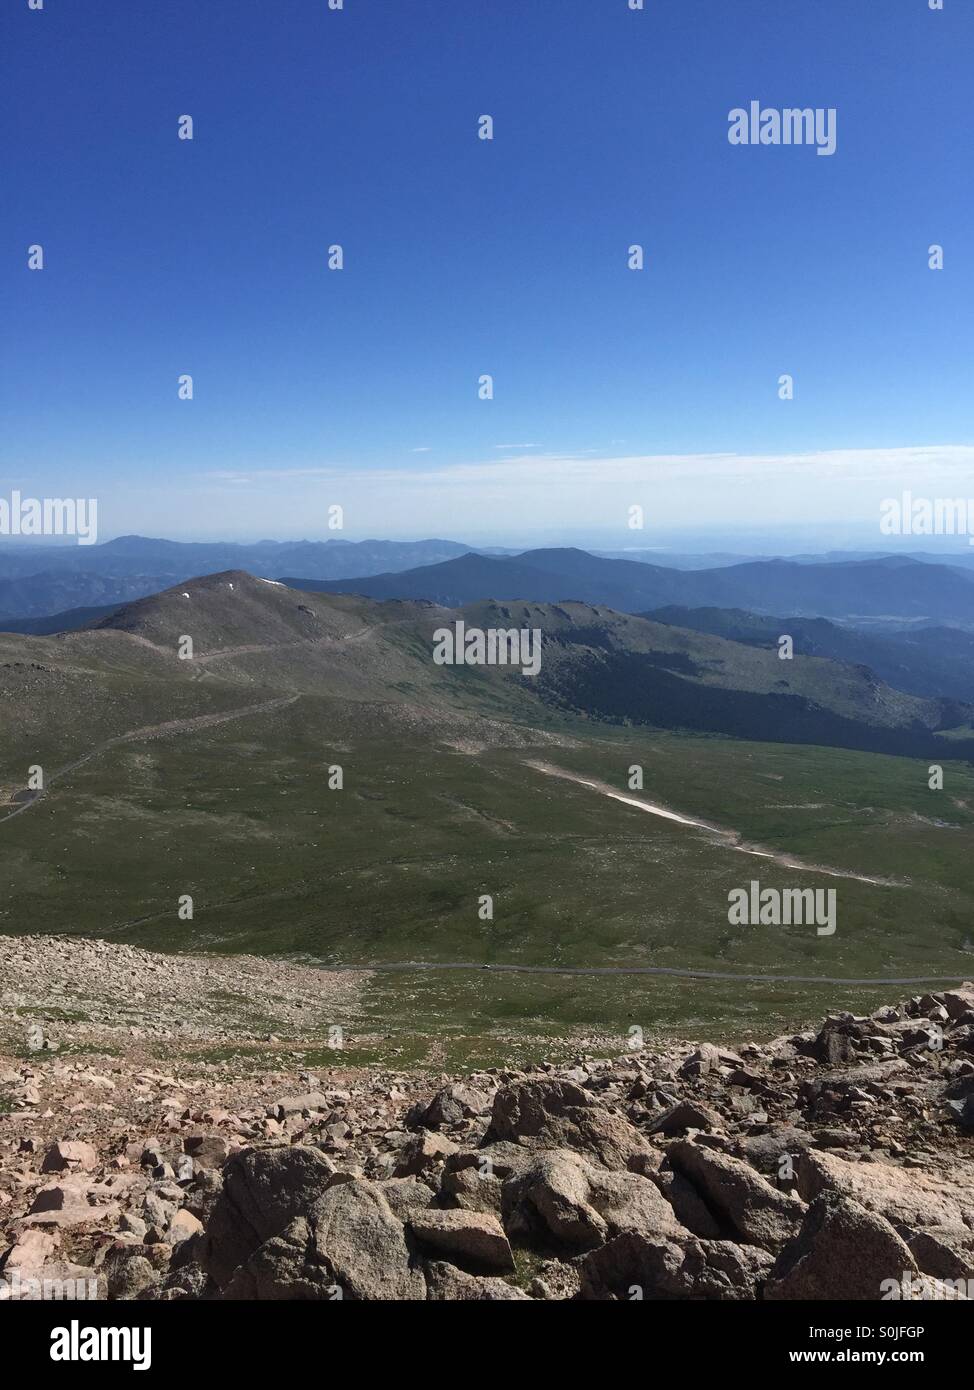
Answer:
5, 539, 974, 627
1, 570, 969, 762
285, 549, 974, 626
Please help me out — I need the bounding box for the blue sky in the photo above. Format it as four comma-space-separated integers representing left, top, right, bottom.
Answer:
2, 0, 972, 543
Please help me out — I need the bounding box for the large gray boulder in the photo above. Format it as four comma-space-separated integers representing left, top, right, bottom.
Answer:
409, 1209, 514, 1273
378, 1177, 436, 1222
200, 1147, 338, 1288
647, 1100, 723, 1137
650, 1169, 721, 1238
417, 1084, 489, 1129
439, 1142, 534, 1215
579, 1232, 773, 1301
392, 1131, 459, 1178
485, 1079, 653, 1171
908, 1225, 974, 1282
667, 1140, 805, 1252
221, 1177, 426, 1300
502, 1148, 687, 1252
797, 1150, 974, 1231
424, 1261, 530, 1300
941, 986, 974, 1020
765, 1192, 919, 1301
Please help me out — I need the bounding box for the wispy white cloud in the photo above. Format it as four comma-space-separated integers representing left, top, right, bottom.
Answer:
184, 444, 974, 539
206, 444, 974, 491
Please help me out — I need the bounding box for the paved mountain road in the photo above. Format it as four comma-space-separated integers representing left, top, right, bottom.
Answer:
326, 960, 969, 986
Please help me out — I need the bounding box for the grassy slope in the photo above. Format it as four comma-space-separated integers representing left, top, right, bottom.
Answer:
4, 705, 973, 1037
2, 574, 973, 1056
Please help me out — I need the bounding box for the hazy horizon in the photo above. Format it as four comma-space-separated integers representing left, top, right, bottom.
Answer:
5, 519, 974, 558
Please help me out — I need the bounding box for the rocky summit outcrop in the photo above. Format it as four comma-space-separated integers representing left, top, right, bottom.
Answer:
2, 946, 974, 1300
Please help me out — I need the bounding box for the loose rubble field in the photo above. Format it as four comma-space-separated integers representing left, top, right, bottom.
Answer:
0, 934, 365, 1047
1, 935, 973, 1301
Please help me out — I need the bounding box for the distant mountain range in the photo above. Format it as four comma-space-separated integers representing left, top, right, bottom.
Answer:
0, 536, 477, 620
0, 602, 123, 636
3, 537, 973, 631
595, 548, 974, 571
647, 607, 974, 704
0, 535, 479, 581
286, 548, 974, 627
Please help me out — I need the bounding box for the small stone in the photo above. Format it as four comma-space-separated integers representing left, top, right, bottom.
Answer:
41, 1141, 98, 1174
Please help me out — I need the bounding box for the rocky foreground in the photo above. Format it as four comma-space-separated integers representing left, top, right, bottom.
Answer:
2, 937, 974, 1301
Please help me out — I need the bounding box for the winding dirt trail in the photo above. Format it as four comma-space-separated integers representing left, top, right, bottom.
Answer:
525, 760, 902, 888
0, 695, 299, 824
